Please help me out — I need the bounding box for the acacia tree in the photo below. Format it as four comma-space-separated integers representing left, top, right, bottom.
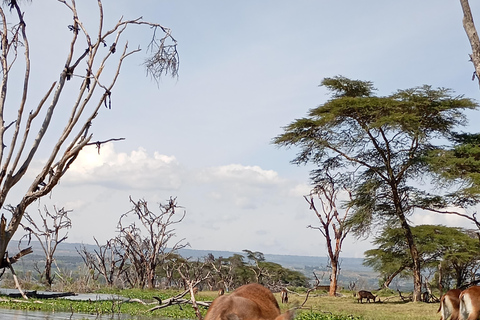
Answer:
0, 1, 178, 269
304, 172, 352, 297
274, 76, 478, 301
364, 225, 480, 291
242, 250, 267, 283
206, 253, 238, 292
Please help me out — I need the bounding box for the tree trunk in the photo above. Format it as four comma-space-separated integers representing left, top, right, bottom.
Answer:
460, 0, 480, 87
399, 216, 422, 302
409, 240, 422, 302
329, 260, 338, 296
0, 206, 27, 268
45, 257, 53, 287
392, 184, 422, 302
147, 268, 155, 289
438, 262, 443, 295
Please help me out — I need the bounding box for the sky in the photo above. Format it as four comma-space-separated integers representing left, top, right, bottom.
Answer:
6, 0, 480, 259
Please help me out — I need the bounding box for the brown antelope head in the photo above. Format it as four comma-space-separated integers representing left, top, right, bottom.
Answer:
204, 283, 294, 320
460, 286, 480, 320
438, 289, 461, 320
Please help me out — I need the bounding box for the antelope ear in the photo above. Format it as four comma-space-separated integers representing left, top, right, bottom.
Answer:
275, 309, 295, 320
226, 314, 240, 320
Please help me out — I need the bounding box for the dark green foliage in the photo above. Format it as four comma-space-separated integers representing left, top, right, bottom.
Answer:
259, 261, 309, 287
364, 225, 480, 288
321, 75, 375, 98
203, 250, 309, 290
428, 132, 480, 206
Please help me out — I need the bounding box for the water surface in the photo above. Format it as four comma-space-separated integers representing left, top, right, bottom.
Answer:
0, 309, 164, 320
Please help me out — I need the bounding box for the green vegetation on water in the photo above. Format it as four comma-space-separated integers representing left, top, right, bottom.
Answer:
0, 288, 212, 318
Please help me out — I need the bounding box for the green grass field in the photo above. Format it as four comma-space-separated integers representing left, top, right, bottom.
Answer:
279, 291, 440, 320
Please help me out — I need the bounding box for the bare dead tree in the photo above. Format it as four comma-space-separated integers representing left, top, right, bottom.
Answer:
19, 205, 71, 287
304, 172, 352, 297
77, 237, 127, 287
177, 260, 211, 320
115, 197, 188, 288
0, 1, 179, 271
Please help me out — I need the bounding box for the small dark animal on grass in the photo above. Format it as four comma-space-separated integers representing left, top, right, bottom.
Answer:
355, 290, 377, 303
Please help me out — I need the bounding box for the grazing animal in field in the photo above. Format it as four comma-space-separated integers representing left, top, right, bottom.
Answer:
438, 289, 461, 320
460, 286, 480, 320
355, 290, 377, 303
281, 288, 288, 304
218, 288, 225, 296
204, 283, 294, 320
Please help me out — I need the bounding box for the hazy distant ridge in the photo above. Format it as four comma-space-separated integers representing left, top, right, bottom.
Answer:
10, 241, 368, 270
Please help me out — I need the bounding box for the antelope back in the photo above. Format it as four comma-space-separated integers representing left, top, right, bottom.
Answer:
438, 289, 461, 320
204, 283, 293, 320
460, 286, 480, 320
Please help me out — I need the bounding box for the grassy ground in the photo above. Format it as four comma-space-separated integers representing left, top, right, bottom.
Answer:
0, 288, 441, 320
280, 291, 440, 320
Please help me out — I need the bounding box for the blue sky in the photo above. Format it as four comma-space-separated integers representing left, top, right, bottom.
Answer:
10, 1, 480, 258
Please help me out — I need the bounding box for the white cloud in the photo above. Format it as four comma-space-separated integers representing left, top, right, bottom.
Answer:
31, 146, 313, 256
289, 183, 312, 198
64, 144, 183, 190
198, 164, 281, 185
411, 207, 476, 230
193, 164, 287, 210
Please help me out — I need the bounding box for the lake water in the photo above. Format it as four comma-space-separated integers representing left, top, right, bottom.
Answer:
0, 290, 171, 319
0, 308, 167, 319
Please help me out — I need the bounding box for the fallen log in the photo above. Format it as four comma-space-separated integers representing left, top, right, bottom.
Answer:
1, 289, 76, 299
148, 289, 211, 312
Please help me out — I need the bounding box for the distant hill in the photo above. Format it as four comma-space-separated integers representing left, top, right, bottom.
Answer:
7, 241, 380, 289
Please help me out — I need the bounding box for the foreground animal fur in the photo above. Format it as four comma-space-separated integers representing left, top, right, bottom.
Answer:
438, 289, 461, 320
460, 286, 480, 320
204, 283, 293, 320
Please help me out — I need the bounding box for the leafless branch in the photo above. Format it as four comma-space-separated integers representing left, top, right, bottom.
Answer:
0, 0, 179, 272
